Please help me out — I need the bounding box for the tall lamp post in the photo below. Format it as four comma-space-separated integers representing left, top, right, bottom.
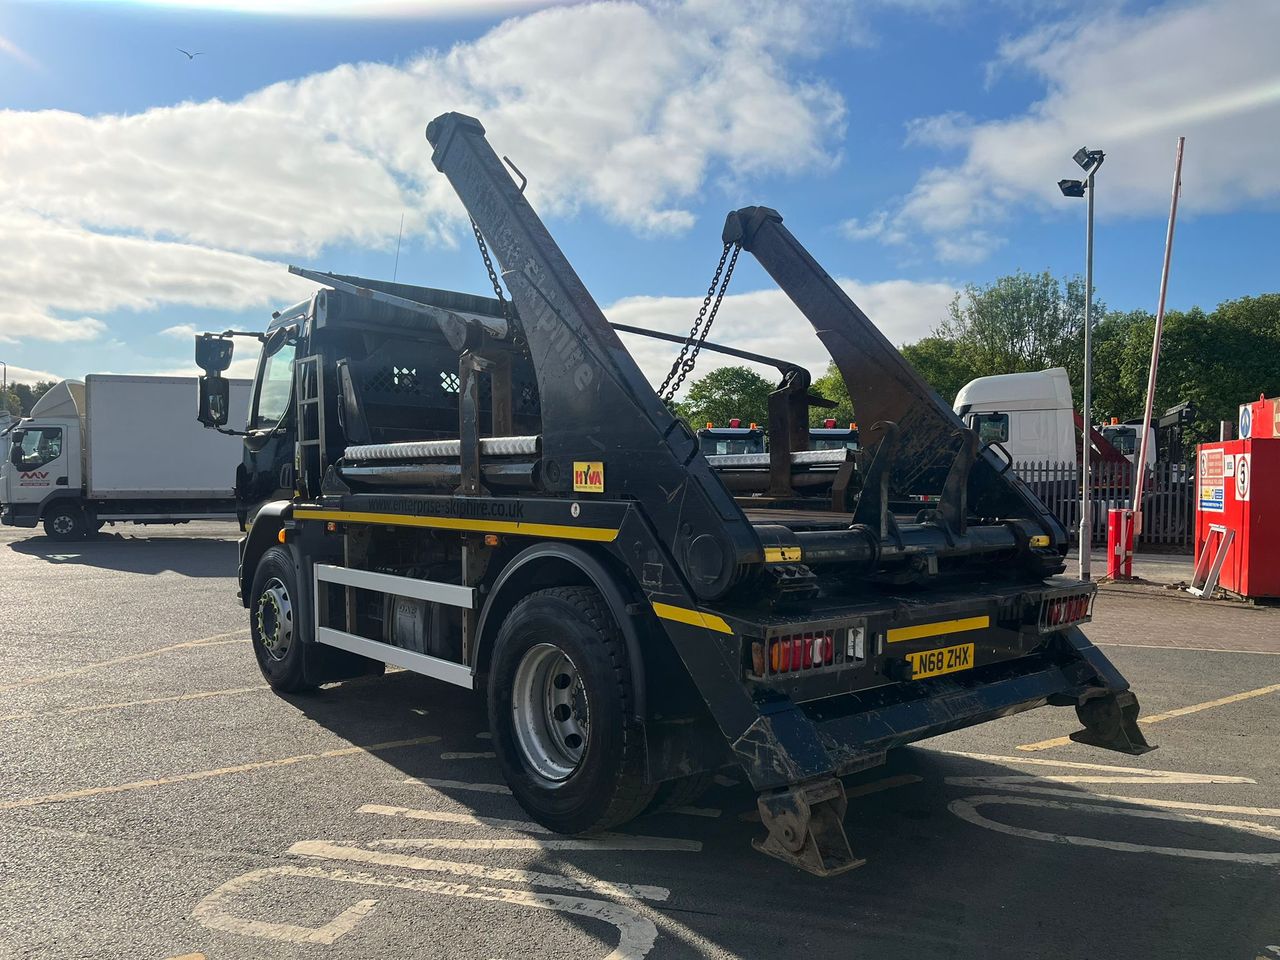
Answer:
1059, 146, 1104, 580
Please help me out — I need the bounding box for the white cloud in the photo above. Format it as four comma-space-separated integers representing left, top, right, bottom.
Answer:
1, 0, 844, 259
605, 277, 956, 388
95, 0, 567, 16
848, 0, 1280, 262
3, 364, 62, 386
0, 32, 40, 70
0, 206, 314, 343
160, 323, 200, 338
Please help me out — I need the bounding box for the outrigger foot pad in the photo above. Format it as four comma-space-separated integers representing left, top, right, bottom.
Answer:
1069, 691, 1156, 756
754, 778, 866, 877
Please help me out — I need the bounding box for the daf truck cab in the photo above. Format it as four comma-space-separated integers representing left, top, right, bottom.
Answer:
954, 368, 1077, 467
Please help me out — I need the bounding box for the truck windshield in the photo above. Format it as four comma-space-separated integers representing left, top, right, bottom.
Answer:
253, 333, 297, 429
1103, 426, 1138, 454
13, 427, 63, 469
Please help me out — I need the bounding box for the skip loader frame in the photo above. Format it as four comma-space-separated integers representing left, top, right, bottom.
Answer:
198, 112, 1151, 877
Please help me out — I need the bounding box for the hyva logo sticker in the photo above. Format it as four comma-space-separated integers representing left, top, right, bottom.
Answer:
573, 462, 604, 494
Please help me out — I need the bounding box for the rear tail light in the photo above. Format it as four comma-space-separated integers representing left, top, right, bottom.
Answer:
1040, 593, 1093, 632
758, 631, 838, 676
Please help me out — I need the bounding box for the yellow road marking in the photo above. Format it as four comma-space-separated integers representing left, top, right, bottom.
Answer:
886, 615, 989, 644
0, 684, 267, 723
1016, 681, 1280, 752
650, 601, 734, 635
1098, 641, 1280, 656
165, 954, 206, 960
294, 508, 618, 542
0, 736, 439, 811
0, 630, 249, 694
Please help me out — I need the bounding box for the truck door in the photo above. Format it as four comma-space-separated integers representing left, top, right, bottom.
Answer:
241, 326, 298, 521
7, 424, 71, 505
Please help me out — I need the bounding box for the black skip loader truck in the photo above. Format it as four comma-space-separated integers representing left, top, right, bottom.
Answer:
194, 112, 1151, 876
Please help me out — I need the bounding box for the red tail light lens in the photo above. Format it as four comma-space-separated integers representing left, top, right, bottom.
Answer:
761, 631, 838, 675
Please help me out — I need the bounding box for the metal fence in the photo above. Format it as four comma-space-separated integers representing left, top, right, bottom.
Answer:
1015, 459, 1195, 551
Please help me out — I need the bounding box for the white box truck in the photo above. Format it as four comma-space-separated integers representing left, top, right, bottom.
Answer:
1, 374, 251, 540
953, 368, 1078, 467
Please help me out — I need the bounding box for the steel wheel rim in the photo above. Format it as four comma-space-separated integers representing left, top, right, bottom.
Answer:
256, 577, 293, 662
50, 513, 75, 535
511, 642, 589, 783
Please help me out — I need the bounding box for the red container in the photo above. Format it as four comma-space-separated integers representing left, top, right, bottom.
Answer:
1107, 508, 1134, 579
1194, 437, 1280, 598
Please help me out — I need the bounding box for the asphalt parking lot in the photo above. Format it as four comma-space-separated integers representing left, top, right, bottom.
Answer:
2, 523, 1278, 960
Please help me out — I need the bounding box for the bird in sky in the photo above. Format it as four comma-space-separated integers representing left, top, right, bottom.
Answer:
177, 48, 204, 60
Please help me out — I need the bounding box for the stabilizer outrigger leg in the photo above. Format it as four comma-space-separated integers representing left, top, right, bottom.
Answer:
754, 778, 865, 877
1069, 691, 1156, 756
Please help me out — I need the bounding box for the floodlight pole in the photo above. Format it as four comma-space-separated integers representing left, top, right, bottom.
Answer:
1132, 136, 1186, 537
1078, 162, 1100, 580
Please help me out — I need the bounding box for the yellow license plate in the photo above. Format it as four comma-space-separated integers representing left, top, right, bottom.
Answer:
906, 642, 974, 679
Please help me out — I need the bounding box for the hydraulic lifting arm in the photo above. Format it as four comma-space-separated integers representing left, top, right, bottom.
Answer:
723, 206, 1067, 547
426, 113, 759, 600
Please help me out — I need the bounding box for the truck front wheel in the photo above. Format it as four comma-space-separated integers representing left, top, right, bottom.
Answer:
488, 586, 655, 834
43, 503, 86, 541
249, 545, 318, 693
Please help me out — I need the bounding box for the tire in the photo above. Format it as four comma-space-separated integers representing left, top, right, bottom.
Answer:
248, 545, 318, 693
644, 772, 713, 816
43, 503, 86, 541
488, 586, 655, 834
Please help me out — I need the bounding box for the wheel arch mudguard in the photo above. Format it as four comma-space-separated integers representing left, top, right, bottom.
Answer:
36, 489, 86, 521
238, 500, 293, 607
475, 541, 648, 721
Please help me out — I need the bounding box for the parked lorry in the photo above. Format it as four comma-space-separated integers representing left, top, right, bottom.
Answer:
2, 374, 250, 540
194, 112, 1151, 876
954, 368, 1077, 466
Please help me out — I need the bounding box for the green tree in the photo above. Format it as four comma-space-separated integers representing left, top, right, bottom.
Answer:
11, 380, 57, 416
900, 336, 973, 404
809, 362, 854, 426
676, 365, 773, 428
936, 270, 1097, 407
1, 389, 20, 417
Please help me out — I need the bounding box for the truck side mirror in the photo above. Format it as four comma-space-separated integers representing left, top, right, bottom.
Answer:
197, 375, 231, 429
196, 334, 234, 374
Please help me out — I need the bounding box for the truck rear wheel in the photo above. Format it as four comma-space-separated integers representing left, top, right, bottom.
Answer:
488, 586, 654, 834
249, 545, 318, 693
43, 503, 86, 541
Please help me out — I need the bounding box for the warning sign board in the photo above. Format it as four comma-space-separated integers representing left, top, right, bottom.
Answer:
1199, 448, 1225, 512
1236, 453, 1251, 502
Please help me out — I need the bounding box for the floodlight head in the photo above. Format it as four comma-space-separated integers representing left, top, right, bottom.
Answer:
1058, 178, 1086, 198
1073, 147, 1092, 169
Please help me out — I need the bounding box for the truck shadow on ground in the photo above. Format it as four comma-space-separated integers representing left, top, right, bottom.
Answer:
6, 533, 239, 577
277, 669, 1280, 960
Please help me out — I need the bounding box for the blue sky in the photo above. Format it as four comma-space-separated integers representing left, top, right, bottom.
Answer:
2, 0, 1277, 395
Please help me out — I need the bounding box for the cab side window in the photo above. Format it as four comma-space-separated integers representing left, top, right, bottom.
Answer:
252, 332, 298, 430
16, 427, 63, 469
972, 413, 1010, 445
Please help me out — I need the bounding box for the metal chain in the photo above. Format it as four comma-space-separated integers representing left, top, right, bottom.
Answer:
469, 216, 511, 318
658, 242, 741, 403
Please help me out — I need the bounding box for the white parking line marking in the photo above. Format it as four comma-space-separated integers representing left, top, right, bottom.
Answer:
670, 806, 721, 818
846, 774, 923, 798
0, 630, 249, 693
359, 804, 555, 832
374, 834, 703, 852
933, 750, 1256, 782
441, 751, 496, 760
944, 781, 1280, 817
0, 684, 266, 723
1018, 682, 1280, 751
1099, 641, 1280, 656
289, 841, 671, 901
405, 776, 512, 794
0, 736, 440, 810
949, 794, 1280, 865
195, 863, 661, 957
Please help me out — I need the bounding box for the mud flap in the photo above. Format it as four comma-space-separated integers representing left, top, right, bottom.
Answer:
754, 778, 865, 877
1069, 691, 1155, 755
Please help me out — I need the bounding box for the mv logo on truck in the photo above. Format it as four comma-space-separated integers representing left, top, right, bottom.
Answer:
18, 471, 51, 486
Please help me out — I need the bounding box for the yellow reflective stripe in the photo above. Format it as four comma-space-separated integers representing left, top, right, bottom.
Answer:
651, 602, 734, 635
293, 509, 618, 543
1029, 535, 1050, 547
763, 546, 802, 563
886, 615, 990, 644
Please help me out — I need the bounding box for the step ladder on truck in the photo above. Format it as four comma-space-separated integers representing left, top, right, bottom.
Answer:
193, 112, 1153, 877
